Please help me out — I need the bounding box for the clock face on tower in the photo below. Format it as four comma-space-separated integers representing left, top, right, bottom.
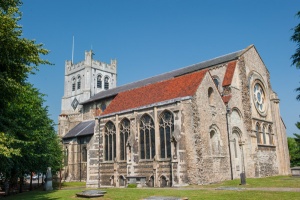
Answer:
253, 83, 265, 113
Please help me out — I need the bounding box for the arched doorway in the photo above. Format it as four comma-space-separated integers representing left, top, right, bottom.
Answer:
149, 175, 154, 187
119, 175, 125, 187
231, 129, 244, 179
160, 175, 167, 187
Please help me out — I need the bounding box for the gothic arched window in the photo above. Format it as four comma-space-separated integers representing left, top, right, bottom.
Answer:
210, 130, 220, 154
64, 147, 68, 166
104, 76, 109, 90
263, 125, 267, 144
120, 118, 130, 161
269, 125, 273, 145
72, 77, 76, 91
256, 123, 261, 144
82, 146, 87, 162
208, 87, 214, 105
159, 111, 174, 159
104, 121, 116, 161
77, 76, 81, 90
97, 75, 102, 88
140, 114, 155, 159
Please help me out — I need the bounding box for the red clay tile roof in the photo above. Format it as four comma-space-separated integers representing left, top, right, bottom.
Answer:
222, 61, 237, 87
101, 70, 208, 116
222, 95, 232, 104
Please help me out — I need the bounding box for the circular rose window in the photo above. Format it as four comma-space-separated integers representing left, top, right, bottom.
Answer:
253, 83, 265, 113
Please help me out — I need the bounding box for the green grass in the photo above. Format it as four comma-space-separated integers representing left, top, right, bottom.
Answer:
3, 176, 300, 200
187, 175, 300, 189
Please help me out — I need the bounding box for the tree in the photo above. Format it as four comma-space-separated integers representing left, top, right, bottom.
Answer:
0, 1, 62, 192
291, 11, 300, 100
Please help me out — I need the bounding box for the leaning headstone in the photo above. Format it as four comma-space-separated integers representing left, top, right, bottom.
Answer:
44, 167, 53, 191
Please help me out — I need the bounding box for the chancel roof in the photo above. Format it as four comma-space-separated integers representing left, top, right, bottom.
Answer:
81, 47, 248, 105
63, 120, 95, 139
101, 70, 208, 116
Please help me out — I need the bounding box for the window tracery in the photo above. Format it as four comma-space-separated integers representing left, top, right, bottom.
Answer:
140, 114, 155, 159
104, 121, 116, 161
159, 111, 174, 159
120, 119, 130, 161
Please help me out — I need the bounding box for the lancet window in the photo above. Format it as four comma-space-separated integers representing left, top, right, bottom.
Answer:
97, 75, 102, 88
159, 111, 174, 159
72, 77, 76, 91
77, 76, 81, 90
104, 76, 109, 90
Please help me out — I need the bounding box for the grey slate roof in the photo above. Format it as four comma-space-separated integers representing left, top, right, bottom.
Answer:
81, 47, 247, 105
63, 120, 95, 139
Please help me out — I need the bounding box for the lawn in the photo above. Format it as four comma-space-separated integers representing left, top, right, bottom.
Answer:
3, 176, 300, 200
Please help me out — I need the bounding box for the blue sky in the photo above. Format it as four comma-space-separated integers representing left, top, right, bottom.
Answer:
20, 0, 299, 137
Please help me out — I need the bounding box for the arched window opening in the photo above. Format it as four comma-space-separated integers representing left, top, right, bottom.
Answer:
120, 119, 130, 161
210, 129, 220, 154
105, 121, 116, 161
233, 138, 238, 158
269, 126, 273, 145
82, 146, 87, 162
119, 175, 125, 187
64, 147, 68, 166
149, 176, 154, 187
213, 76, 220, 90
160, 176, 167, 187
140, 114, 155, 159
256, 123, 261, 144
262, 125, 266, 144
77, 76, 81, 90
104, 76, 109, 90
208, 87, 214, 105
97, 75, 102, 88
72, 77, 76, 91
159, 111, 174, 159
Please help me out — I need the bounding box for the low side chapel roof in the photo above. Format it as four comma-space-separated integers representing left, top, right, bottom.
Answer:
81, 45, 253, 105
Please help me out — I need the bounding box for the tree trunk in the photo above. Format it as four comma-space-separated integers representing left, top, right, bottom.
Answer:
19, 176, 23, 193
29, 172, 33, 191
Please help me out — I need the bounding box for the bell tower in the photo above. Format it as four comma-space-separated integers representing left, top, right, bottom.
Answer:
58, 50, 117, 137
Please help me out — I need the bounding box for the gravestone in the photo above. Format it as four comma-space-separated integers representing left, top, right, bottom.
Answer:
44, 167, 53, 191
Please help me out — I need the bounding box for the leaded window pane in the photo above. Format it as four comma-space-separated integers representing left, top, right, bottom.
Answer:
159, 111, 174, 159
140, 130, 145, 159
146, 129, 150, 159
109, 134, 112, 160
151, 128, 155, 159
120, 119, 130, 161
97, 75, 102, 88
105, 135, 108, 160
105, 121, 116, 161
166, 126, 171, 158
160, 126, 165, 158
120, 133, 124, 160
140, 115, 155, 159
113, 133, 116, 160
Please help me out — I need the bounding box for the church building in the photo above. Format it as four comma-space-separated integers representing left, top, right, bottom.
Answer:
59, 45, 290, 187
